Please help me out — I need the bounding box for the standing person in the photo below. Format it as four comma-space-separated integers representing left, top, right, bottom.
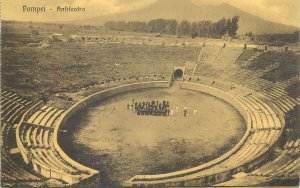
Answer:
127, 104, 130, 110
170, 108, 174, 116
193, 108, 198, 116
184, 106, 187, 117
166, 101, 169, 110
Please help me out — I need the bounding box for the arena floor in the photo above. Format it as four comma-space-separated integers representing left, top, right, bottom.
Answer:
59, 85, 246, 187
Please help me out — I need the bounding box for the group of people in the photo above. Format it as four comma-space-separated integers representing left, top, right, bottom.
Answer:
131, 100, 171, 116
127, 98, 198, 117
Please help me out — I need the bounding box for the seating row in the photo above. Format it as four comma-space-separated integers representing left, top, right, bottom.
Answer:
1, 92, 44, 186
20, 124, 52, 149
213, 138, 300, 186
215, 175, 271, 186
18, 105, 82, 175
1, 152, 42, 184
27, 105, 64, 127
1, 91, 34, 124
213, 46, 242, 68
251, 139, 300, 177
228, 89, 282, 129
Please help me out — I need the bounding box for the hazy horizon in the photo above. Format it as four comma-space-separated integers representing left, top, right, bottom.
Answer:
2, 0, 299, 28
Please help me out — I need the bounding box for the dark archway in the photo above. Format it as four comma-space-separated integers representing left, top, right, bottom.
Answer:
174, 69, 183, 81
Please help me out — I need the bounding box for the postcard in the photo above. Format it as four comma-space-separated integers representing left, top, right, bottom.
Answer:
1, 0, 299, 187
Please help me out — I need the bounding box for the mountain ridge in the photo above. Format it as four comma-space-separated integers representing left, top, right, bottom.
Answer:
71, 0, 298, 34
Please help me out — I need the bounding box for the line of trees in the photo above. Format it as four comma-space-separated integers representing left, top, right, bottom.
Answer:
255, 31, 300, 44
104, 16, 239, 38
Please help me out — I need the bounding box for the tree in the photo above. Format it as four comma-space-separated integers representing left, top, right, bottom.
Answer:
165, 19, 177, 35
176, 20, 191, 36
228, 16, 239, 36
103, 16, 239, 39
212, 18, 227, 37
191, 22, 198, 38
148, 19, 166, 33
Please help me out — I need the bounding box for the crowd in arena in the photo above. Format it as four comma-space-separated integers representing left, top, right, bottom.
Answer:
131, 100, 170, 116
127, 99, 198, 117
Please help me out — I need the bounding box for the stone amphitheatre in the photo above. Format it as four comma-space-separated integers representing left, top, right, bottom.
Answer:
1, 26, 300, 187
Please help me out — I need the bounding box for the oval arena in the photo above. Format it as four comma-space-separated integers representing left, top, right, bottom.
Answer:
1, 42, 300, 187
58, 83, 246, 187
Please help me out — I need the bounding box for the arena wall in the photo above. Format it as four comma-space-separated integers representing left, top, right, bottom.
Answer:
14, 80, 285, 186
16, 81, 169, 185
52, 81, 170, 183
122, 82, 252, 186
124, 82, 283, 186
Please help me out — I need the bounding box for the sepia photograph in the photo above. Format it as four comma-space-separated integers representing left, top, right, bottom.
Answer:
1, 0, 299, 187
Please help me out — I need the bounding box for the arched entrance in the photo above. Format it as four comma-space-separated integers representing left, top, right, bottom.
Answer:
173, 69, 183, 81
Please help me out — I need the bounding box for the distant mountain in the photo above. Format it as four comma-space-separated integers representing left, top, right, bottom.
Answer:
74, 0, 298, 34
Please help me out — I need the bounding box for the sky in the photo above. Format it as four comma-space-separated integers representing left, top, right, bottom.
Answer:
2, 0, 299, 27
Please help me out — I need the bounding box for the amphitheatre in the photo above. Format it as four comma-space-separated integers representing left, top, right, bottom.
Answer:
1, 20, 300, 188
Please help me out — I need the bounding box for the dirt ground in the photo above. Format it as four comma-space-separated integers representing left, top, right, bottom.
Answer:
59, 85, 246, 187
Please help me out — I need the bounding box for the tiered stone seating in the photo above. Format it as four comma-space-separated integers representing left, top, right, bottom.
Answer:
1, 91, 98, 186
189, 46, 241, 79
193, 63, 225, 78
215, 175, 272, 186
18, 105, 98, 184
204, 48, 299, 121
193, 45, 224, 78
197, 45, 223, 64
275, 76, 299, 89
235, 49, 258, 63
20, 106, 75, 167
1, 152, 42, 185
213, 46, 242, 68
219, 139, 300, 186
1, 92, 33, 124
223, 78, 298, 118
217, 49, 264, 81
251, 139, 300, 177
185, 49, 204, 77
211, 49, 262, 81
1, 91, 44, 186
220, 130, 280, 166
229, 88, 282, 129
